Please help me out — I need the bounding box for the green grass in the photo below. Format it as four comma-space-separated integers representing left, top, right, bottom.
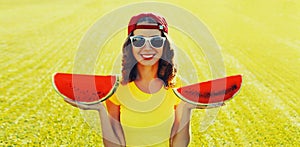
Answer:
1, 0, 299, 146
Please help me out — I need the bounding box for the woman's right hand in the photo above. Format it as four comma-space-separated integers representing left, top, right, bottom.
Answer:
65, 98, 124, 146
64, 98, 106, 111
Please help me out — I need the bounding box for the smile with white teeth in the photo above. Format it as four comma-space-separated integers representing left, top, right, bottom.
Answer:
141, 54, 155, 59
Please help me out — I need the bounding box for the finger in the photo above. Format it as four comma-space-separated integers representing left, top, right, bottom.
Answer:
64, 98, 91, 110
64, 98, 78, 107
195, 103, 225, 109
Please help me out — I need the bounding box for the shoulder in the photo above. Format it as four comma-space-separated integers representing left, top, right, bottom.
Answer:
106, 81, 129, 106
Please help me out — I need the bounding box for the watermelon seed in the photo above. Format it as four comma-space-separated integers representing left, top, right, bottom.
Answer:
183, 84, 238, 99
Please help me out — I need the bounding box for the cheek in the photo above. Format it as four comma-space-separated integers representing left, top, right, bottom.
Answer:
157, 48, 164, 57
131, 48, 140, 59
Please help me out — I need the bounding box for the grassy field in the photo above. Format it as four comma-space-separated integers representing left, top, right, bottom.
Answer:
1, 0, 299, 146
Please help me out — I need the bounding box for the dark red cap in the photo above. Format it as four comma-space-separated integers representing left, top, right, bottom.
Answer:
127, 12, 168, 35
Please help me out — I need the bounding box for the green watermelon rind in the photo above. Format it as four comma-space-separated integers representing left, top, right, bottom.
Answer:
172, 88, 224, 107
172, 75, 242, 107
51, 73, 120, 105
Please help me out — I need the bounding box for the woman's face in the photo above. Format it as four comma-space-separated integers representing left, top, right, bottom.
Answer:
132, 22, 163, 66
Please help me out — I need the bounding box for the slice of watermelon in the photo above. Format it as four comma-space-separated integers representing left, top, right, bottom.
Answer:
52, 73, 119, 105
173, 75, 242, 106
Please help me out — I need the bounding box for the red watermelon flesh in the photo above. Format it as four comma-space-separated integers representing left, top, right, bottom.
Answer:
52, 73, 119, 105
173, 75, 242, 105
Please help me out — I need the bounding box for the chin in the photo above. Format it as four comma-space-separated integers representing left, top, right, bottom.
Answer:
139, 59, 160, 66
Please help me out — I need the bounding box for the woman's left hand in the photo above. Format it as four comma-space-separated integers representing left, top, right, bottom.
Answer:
64, 98, 106, 111
182, 101, 225, 110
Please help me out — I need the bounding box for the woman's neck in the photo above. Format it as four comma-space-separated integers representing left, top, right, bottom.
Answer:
136, 63, 159, 82
135, 62, 163, 94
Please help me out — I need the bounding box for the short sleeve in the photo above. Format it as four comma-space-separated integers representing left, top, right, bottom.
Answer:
174, 94, 181, 105
107, 93, 120, 105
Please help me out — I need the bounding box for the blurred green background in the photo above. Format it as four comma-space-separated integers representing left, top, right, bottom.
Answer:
1, 0, 299, 146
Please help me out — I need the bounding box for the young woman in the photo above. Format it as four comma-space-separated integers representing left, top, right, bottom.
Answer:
65, 12, 194, 147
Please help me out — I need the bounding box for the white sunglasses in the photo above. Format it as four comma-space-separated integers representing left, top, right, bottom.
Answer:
130, 36, 166, 48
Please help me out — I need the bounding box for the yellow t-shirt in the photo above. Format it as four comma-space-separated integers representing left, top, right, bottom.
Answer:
108, 78, 182, 147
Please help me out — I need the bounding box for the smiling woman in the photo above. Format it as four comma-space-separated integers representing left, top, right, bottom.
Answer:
121, 14, 176, 89
105, 13, 192, 146
64, 12, 194, 147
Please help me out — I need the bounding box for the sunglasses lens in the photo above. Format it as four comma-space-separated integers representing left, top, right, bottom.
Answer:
131, 37, 145, 47
131, 36, 165, 48
150, 37, 164, 48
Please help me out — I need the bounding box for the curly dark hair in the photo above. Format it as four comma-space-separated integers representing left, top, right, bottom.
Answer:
121, 17, 177, 88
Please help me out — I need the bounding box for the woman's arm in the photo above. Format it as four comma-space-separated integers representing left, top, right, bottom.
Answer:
170, 102, 192, 147
63, 99, 124, 147
106, 100, 126, 146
